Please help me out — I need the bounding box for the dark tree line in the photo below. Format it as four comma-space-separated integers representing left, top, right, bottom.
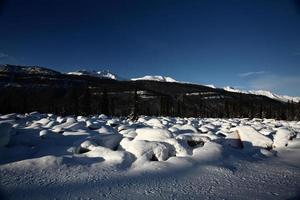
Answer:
1, 85, 300, 121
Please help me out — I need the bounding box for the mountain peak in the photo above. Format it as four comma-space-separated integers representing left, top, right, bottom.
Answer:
67, 69, 121, 80
131, 75, 177, 82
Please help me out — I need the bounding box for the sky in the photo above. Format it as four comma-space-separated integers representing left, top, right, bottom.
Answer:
0, 0, 300, 96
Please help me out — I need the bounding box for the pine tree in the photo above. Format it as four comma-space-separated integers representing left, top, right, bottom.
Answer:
129, 89, 139, 121
101, 89, 109, 115
79, 87, 91, 115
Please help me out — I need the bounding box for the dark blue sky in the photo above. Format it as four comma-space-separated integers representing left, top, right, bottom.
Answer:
1, 0, 300, 95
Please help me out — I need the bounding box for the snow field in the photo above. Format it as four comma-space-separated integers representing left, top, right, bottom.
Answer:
1, 113, 300, 199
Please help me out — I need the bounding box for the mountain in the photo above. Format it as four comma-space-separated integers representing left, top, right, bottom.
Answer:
131, 75, 177, 82
1, 64, 299, 120
67, 69, 121, 80
0, 64, 61, 76
2, 64, 298, 103
130, 77, 300, 103
223, 86, 300, 103
66, 70, 300, 103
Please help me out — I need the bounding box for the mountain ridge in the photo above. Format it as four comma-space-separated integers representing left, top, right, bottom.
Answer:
1, 64, 299, 103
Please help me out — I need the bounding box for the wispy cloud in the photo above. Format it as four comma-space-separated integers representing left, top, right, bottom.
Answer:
238, 71, 265, 77
0, 52, 9, 59
0, 52, 17, 64
249, 74, 300, 96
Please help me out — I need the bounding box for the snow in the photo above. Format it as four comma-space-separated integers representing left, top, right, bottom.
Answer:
288, 138, 300, 148
273, 128, 295, 148
225, 130, 243, 148
205, 84, 216, 88
66, 69, 300, 102
67, 69, 121, 80
85, 133, 123, 149
0, 114, 300, 199
231, 126, 273, 149
131, 75, 178, 82
0, 64, 61, 76
120, 138, 173, 163
224, 86, 300, 103
0, 122, 12, 147
134, 128, 173, 141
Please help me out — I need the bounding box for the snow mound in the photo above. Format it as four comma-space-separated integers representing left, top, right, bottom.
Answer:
84, 146, 129, 164
171, 124, 199, 134
84, 133, 123, 150
131, 75, 177, 82
273, 128, 295, 148
176, 133, 211, 148
143, 118, 165, 128
120, 138, 174, 162
134, 127, 190, 157
135, 127, 173, 141
231, 126, 273, 149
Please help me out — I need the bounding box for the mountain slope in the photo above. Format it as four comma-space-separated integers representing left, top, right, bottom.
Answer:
0, 64, 61, 76
223, 86, 300, 103
67, 69, 121, 80
131, 75, 177, 82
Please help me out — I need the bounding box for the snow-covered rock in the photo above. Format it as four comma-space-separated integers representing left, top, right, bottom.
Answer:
134, 128, 173, 141
172, 124, 198, 134
143, 118, 165, 128
89, 133, 123, 150
120, 138, 174, 162
86, 120, 103, 130
273, 128, 295, 148
225, 131, 243, 149
84, 146, 129, 164
98, 125, 119, 135
232, 126, 273, 149
176, 133, 211, 148
39, 129, 53, 139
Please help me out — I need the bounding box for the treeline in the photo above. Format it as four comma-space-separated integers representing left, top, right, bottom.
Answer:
1, 85, 299, 120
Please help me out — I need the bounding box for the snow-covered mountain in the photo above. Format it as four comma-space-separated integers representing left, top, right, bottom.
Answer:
223, 86, 300, 103
0, 64, 61, 76
131, 75, 178, 82
67, 70, 121, 80
204, 84, 216, 89
67, 69, 299, 103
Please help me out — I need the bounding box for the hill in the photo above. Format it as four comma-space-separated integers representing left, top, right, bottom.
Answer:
0, 64, 299, 120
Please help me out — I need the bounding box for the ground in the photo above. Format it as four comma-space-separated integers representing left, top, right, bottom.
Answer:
0, 113, 299, 200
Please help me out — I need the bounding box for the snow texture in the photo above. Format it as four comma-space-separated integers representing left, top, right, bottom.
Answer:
224, 86, 300, 103
131, 75, 177, 82
0, 113, 300, 200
